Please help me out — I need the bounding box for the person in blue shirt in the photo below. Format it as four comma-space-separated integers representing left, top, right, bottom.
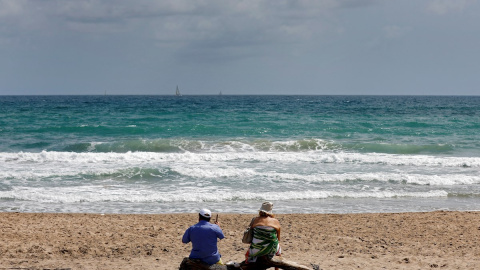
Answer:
182, 208, 225, 265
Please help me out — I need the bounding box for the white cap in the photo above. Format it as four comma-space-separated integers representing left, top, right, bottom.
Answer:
199, 208, 212, 218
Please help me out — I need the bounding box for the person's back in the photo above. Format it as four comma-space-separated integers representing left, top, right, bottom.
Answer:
246, 202, 282, 267
182, 209, 225, 265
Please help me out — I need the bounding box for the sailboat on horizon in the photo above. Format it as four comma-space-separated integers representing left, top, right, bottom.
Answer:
175, 85, 182, 96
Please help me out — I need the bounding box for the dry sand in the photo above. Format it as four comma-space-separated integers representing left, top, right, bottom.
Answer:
1, 211, 479, 269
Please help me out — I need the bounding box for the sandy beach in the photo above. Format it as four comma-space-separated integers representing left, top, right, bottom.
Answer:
1, 211, 479, 269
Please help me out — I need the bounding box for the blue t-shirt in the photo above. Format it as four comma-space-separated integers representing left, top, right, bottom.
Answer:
182, 220, 225, 265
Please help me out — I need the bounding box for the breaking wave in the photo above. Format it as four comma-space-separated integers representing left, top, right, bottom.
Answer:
55, 138, 457, 155
0, 187, 449, 204
2, 150, 479, 169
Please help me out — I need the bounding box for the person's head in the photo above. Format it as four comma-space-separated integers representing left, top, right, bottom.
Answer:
258, 201, 274, 218
199, 208, 212, 222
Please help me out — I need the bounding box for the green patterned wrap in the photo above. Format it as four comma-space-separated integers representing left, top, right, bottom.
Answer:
248, 226, 279, 258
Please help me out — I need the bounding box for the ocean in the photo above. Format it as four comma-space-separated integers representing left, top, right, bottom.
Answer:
1, 95, 479, 214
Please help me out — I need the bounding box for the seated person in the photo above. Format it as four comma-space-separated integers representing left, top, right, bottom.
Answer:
182, 208, 225, 265
245, 202, 281, 264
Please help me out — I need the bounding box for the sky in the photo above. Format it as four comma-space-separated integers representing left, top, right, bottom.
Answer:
0, 0, 479, 95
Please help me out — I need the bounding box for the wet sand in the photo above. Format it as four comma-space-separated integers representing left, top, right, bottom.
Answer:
1, 211, 479, 269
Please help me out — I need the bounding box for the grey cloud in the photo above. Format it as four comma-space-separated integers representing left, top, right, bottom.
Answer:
0, 0, 381, 36
426, 0, 476, 15
0, 0, 381, 63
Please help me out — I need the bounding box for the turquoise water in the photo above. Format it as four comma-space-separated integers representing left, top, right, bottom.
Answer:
1, 95, 479, 214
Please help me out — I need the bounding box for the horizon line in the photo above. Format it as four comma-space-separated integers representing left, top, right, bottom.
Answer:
1, 94, 480, 97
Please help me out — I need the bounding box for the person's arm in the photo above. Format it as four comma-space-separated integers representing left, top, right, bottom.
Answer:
215, 225, 225, 240
250, 216, 259, 228
182, 228, 190, 244
275, 219, 281, 241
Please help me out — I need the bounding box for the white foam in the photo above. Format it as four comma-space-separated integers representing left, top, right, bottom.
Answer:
1, 150, 479, 168
1, 151, 479, 186
0, 186, 449, 204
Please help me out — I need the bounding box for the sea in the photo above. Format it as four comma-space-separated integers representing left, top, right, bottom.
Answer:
1, 95, 479, 215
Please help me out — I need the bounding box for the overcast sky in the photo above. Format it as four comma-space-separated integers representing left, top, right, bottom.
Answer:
0, 0, 479, 95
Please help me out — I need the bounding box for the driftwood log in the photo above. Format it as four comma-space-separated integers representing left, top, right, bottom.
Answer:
179, 256, 312, 270
178, 257, 233, 270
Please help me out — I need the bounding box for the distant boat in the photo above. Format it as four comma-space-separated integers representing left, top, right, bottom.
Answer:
219, 91, 222, 96
175, 86, 182, 96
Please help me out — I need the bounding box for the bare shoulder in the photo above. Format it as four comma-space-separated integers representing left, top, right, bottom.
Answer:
272, 217, 281, 227
264, 216, 280, 229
